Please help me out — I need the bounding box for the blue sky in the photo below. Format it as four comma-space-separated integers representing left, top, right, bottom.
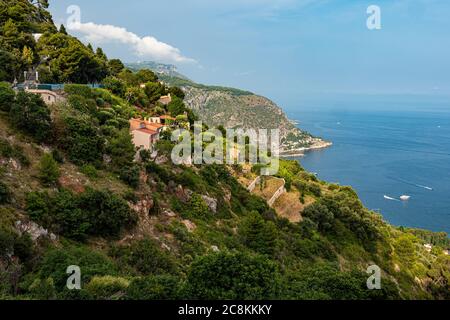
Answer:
48, 0, 450, 107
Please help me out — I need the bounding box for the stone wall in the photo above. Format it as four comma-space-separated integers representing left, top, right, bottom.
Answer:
268, 178, 286, 207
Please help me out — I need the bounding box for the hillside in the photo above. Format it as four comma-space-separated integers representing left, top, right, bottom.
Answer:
0, 1, 449, 301
126, 62, 331, 155
1, 82, 449, 300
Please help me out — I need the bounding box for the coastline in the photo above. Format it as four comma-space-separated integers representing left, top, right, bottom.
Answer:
280, 140, 332, 158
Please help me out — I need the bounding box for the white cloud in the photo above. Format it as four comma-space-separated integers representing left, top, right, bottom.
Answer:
68, 22, 195, 64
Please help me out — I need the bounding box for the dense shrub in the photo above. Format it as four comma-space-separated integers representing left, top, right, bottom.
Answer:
168, 96, 187, 117
308, 183, 322, 197
145, 162, 176, 184
238, 212, 278, 255
28, 278, 56, 300
85, 276, 129, 300
292, 236, 335, 261
0, 139, 31, 167
126, 275, 182, 300
241, 194, 270, 214
102, 76, 126, 97
119, 165, 140, 188
0, 82, 15, 112
168, 86, 185, 99
61, 116, 104, 165
139, 149, 151, 163
77, 188, 137, 238
67, 94, 97, 114
0, 226, 15, 258
184, 252, 280, 300
0, 182, 10, 204
176, 169, 208, 193
80, 164, 98, 179
107, 129, 135, 169
320, 194, 380, 246
393, 235, 417, 269
9, 91, 52, 142
51, 149, 64, 164
97, 110, 115, 125
186, 193, 210, 218
144, 82, 166, 103
38, 153, 60, 186
281, 263, 400, 300
64, 84, 94, 99
37, 246, 117, 290
108, 59, 125, 76
302, 202, 334, 233
0, 50, 16, 83
110, 239, 177, 276
26, 188, 136, 240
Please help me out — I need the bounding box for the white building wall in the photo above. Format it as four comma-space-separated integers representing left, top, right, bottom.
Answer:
132, 130, 152, 150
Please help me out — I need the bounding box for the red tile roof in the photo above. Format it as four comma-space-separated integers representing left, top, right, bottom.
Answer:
135, 128, 158, 135
146, 123, 164, 129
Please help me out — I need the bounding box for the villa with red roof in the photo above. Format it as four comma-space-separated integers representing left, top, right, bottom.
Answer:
129, 116, 176, 151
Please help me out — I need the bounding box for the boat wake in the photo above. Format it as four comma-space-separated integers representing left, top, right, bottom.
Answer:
416, 184, 433, 191
384, 195, 400, 202
388, 177, 433, 191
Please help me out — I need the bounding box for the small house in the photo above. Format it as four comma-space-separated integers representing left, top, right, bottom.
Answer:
129, 117, 169, 151
131, 128, 159, 151
158, 94, 172, 105
25, 89, 65, 105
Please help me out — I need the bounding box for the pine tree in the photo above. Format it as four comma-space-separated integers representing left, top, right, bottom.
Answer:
59, 24, 67, 35
96, 47, 107, 61
38, 153, 60, 186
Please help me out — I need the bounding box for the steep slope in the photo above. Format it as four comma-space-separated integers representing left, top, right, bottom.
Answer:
126, 62, 331, 155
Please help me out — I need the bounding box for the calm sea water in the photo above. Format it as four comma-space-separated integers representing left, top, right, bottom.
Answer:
284, 95, 450, 234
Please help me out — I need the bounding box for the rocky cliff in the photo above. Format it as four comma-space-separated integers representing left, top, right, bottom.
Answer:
126, 62, 331, 154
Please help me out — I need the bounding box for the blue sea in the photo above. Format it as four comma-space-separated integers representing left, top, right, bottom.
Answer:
285, 94, 450, 234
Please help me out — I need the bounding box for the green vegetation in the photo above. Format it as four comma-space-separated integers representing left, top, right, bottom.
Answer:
126, 275, 182, 300
126, 62, 327, 153
9, 91, 52, 142
38, 153, 60, 186
0, 181, 10, 204
184, 252, 279, 300
0, 82, 15, 112
0, 1, 448, 301
238, 211, 278, 256
26, 188, 136, 241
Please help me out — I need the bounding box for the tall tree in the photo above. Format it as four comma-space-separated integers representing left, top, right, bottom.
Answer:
9, 91, 52, 142
59, 24, 67, 35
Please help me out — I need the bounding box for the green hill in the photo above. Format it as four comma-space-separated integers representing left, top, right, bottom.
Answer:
126, 62, 331, 154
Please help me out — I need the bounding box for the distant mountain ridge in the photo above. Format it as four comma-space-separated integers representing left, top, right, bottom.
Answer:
126, 61, 189, 80
126, 61, 331, 154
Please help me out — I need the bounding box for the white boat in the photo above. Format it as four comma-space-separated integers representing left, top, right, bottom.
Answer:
400, 195, 410, 201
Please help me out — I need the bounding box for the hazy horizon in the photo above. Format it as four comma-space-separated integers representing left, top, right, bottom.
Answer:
49, 0, 450, 108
